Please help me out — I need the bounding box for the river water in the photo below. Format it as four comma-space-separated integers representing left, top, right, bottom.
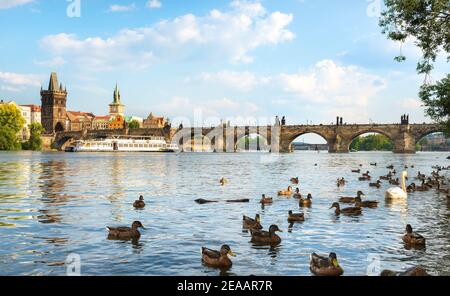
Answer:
0, 151, 449, 276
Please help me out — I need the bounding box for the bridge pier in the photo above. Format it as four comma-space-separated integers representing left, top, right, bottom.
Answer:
393, 130, 416, 154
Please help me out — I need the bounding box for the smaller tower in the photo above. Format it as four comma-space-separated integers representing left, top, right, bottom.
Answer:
109, 83, 125, 117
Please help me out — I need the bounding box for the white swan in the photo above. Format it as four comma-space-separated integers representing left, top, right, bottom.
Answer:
385, 171, 408, 200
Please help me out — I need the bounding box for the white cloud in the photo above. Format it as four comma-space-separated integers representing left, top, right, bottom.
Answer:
397, 98, 423, 109
39, 1, 294, 71
0, 71, 42, 92
154, 96, 259, 122
0, 0, 33, 10
196, 70, 270, 91
279, 60, 386, 107
34, 56, 66, 67
108, 3, 136, 12
146, 0, 161, 9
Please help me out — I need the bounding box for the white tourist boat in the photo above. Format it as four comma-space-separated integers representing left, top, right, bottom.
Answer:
67, 136, 179, 152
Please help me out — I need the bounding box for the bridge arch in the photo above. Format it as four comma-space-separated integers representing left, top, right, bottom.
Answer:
182, 135, 213, 152
348, 129, 394, 143
414, 128, 446, 144
54, 136, 74, 150
235, 132, 269, 151
55, 122, 65, 133
348, 130, 395, 152
288, 131, 329, 151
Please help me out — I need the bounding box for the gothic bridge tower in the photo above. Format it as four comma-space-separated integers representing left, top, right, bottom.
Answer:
40, 72, 68, 134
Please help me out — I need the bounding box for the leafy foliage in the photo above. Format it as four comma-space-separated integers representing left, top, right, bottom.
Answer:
350, 134, 394, 151
128, 120, 141, 129
380, 0, 450, 132
22, 122, 44, 151
0, 104, 25, 150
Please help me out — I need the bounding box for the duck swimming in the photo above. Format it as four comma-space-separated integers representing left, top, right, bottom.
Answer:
106, 221, 145, 240
290, 177, 299, 184
339, 191, 364, 203
359, 172, 371, 181
389, 178, 400, 185
337, 177, 346, 187
402, 224, 426, 247
220, 178, 228, 186
330, 202, 362, 216
243, 214, 262, 230
299, 193, 313, 207
278, 186, 293, 196
287, 210, 304, 222
201, 245, 236, 269
310, 252, 344, 276
406, 183, 416, 193
293, 188, 302, 199
250, 224, 282, 245
351, 169, 361, 173
260, 194, 273, 204
133, 195, 145, 208
354, 196, 378, 208
369, 180, 382, 188
380, 266, 430, 276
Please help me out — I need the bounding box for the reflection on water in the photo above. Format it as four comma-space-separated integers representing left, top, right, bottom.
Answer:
0, 151, 449, 275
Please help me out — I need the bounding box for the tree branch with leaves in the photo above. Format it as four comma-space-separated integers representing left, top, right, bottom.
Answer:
379, 0, 450, 133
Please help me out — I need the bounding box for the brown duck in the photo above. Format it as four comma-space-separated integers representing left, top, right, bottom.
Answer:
287, 210, 304, 223
278, 186, 293, 196
243, 214, 262, 230
369, 180, 382, 188
380, 266, 430, 276
299, 193, 313, 207
201, 245, 236, 269
310, 252, 344, 276
402, 224, 426, 247
293, 188, 302, 199
290, 177, 299, 184
354, 196, 378, 208
259, 194, 273, 204
133, 195, 145, 208
339, 191, 364, 203
330, 202, 362, 216
250, 224, 282, 245
106, 221, 145, 240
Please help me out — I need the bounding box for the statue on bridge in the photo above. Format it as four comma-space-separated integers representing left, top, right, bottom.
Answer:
281, 116, 286, 126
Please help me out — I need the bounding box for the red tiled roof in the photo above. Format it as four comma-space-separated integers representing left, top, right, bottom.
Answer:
67, 111, 95, 117
20, 104, 41, 112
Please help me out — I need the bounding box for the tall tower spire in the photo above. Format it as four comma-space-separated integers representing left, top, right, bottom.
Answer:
109, 83, 125, 117
48, 72, 58, 91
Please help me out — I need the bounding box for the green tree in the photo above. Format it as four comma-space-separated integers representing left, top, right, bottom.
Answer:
128, 120, 140, 129
380, 0, 450, 133
0, 104, 25, 150
350, 134, 394, 151
22, 122, 44, 151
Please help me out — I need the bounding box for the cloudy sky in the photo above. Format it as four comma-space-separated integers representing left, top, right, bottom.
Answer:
0, 0, 447, 133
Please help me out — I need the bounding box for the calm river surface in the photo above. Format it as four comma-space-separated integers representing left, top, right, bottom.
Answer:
0, 151, 449, 276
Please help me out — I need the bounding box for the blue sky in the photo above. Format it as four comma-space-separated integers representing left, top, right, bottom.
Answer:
0, 0, 448, 136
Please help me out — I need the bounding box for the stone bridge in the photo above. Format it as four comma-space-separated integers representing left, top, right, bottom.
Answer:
53, 122, 442, 153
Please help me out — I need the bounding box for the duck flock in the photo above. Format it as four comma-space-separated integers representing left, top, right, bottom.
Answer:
105, 161, 450, 276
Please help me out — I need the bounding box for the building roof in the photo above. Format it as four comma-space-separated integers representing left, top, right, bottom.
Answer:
48, 72, 58, 91
46, 72, 65, 92
67, 111, 95, 122
20, 104, 41, 112
93, 115, 112, 121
